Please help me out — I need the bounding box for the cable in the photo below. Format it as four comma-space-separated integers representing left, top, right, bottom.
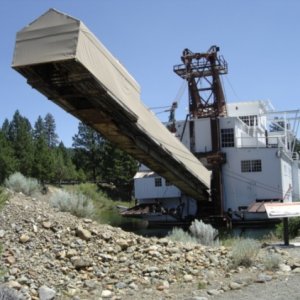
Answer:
149, 105, 170, 110
223, 168, 300, 199
224, 75, 241, 102
173, 80, 187, 107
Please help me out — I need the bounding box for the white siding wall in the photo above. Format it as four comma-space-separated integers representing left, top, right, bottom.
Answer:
222, 148, 283, 211
175, 120, 190, 149
220, 117, 266, 149
227, 102, 265, 117
134, 177, 181, 200
227, 102, 267, 132
194, 118, 212, 152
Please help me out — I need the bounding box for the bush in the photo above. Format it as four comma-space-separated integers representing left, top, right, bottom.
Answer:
4, 172, 40, 196
198, 281, 207, 289
0, 285, 24, 300
168, 220, 219, 246
0, 188, 8, 210
168, 227, 198, 244
276, 217, 300, 239
65, 183, 113, 209
50, 189, 94, 218
231, 238, 260, 267
189, 219, 219, 246
263, 253, 281, 270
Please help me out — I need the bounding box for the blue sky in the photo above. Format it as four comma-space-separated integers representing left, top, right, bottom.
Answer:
1, 0, 300, 146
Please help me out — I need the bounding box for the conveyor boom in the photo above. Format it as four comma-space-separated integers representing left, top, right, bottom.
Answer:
12, 9, 211, 201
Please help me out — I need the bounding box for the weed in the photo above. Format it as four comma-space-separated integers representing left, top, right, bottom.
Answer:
0, 188, 8, 211
50, 189, 94, 218
168, 220, 219, 246
263, 253, 281, 270
276, 217, 300, 239
64, 183, 134, 224
66, 183, 122, 209
231, 238, 260, 267
4, 172, 40, 196
198, 281, 207, 289
221, 237, 236, 247
168, 227, 198, 244
189, 219, 219, 246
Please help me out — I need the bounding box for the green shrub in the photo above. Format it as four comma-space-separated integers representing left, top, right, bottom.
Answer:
66, 183, 136, 221
0, 188, 8, 210
276, 217, 300, 239
4, 172, 40, 196
168, 220, 219, 246
263, 253, 281, 270
73, 183, 100, 201
50, 189, 94, 218
231, 238, 260, 267
198, 281, 207, 289
66, 183, 113, 210
168, 227, 198, 244
189, 219, 219, 246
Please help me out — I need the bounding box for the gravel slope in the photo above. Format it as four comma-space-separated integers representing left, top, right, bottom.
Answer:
1, 189, 300, 300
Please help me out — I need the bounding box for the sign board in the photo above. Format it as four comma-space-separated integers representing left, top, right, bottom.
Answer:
264, 202, 300, 219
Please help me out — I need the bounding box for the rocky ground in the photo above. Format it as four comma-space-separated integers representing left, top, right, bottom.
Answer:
1, 190, 300, 300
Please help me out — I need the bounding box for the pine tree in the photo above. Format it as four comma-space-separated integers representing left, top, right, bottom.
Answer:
101, 141, 138, 185
32, 136, 53, 183
33, 116, 46, 140
8, 110, 34, 176
72, 122, 104, 182
1, 119, 10, 139
44, 113, 59, 147
52, 142, 77, 184
0, 130, 16, 183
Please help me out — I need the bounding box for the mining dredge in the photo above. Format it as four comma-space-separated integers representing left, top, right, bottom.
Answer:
13, 9, 300, 226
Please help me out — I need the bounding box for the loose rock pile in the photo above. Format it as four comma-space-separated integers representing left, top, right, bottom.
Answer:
1, 191, 300, 300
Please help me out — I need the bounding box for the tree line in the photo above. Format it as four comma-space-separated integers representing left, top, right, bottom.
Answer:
0, 111, 138, 186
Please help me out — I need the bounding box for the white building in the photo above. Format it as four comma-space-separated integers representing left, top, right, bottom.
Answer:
132, 100, 300, 224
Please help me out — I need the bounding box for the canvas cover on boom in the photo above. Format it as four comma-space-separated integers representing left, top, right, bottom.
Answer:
12, 9, 211, 201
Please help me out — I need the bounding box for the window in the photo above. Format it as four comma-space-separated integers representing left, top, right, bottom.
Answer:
154, 177, 162, 187
241, 160, 251, 172
221, 128, 234, 147
252, 160, 262, 172
240, 115, 258, 126
241, 160, 262, 172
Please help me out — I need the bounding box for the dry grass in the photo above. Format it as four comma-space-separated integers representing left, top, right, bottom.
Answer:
231, 238, 260, 267
189, 219, 219, 246
50, 189, 94, 218
4, 172, 40, 196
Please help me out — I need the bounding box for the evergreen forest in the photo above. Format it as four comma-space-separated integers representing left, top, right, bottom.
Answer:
0, 110, 138, 190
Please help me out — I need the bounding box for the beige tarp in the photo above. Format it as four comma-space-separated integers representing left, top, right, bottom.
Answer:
12, 9, 211, 195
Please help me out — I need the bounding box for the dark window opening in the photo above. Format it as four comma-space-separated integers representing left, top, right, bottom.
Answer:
154, 177, 162, 187
241, 159, 262, 172
221, 128, 234, 147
